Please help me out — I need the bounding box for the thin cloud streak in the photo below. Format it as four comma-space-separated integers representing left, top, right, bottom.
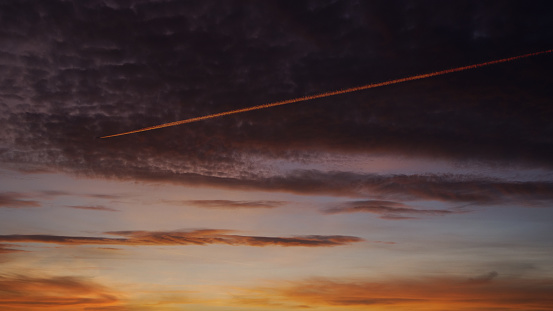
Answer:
65, 205, 119, 212
122, 170, 553, 205
171, 199, 287, 209
0, 244, 26, 254
0, 229, 364, 247
0, 192, 41, 208
323, 200, 465, 219
100, 49, 553, 138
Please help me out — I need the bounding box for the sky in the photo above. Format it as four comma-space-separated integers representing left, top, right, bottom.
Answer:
1, 1, 553, 310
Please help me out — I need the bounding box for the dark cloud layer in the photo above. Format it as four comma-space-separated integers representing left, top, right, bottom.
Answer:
1, 0, 553, 191
0, 229, 363, 247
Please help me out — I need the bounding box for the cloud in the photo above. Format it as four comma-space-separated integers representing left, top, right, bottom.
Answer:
137, 171, 553, 205
0, 273, 122, 310
0, 229, 363, 248
1, 1, 553, 197
169, 199, 287, 209
234, 274, 553, 310
38, 191, 122, 200
0, 192, 40, 208
467, 271, 499, 284
65, 205, 118, 212
323, 200, 465, 219
0, 191, 123, 209
0, 243, 26, 254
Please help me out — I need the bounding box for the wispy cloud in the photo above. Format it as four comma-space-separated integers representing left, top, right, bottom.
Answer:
0, 190, 125, 209
133, 172, 553, 206
0, 273, 122, 310
168, 200, 287, 209
0, 229, 364, 247
65, 205, 119, 212
0, 192, 41, 208
0, 243, 26, 254
233, 274, 553, 310
323, 200, 465, 219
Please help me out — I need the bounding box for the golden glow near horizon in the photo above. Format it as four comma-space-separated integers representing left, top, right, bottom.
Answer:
100, 49, 552, 139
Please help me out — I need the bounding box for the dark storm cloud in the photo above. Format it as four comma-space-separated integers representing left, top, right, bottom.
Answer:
1, 1, 552, 192
322, 200, 463, 219
169, 199, 287, 209
0, 229, 364, 247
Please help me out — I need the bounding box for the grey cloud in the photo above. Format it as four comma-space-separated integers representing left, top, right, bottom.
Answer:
468, 271, 499, 284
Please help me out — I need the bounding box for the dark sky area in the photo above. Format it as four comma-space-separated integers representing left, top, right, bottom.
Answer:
2, 1, 553, 186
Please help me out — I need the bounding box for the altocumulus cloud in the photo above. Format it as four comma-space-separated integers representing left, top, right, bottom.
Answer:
1, 1, 552, 195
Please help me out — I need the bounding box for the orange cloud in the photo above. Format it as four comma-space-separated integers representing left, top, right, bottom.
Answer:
0, 229, 363, 247
235, 274, 553, 310
0, 274, 124, 310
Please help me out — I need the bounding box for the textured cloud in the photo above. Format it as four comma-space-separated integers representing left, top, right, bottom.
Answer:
170, 200, 286, 209
0, 229, 363, 247
0, 273, 122, 310
323, 200, 464, 219
0, 192, 40, 208
1, 1, 552, 192
235, 275, 553, 310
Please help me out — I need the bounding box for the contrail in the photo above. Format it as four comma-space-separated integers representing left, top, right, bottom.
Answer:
100, 49, 552, 139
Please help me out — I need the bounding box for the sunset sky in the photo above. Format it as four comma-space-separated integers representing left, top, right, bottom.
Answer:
1, 1, 553, 310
